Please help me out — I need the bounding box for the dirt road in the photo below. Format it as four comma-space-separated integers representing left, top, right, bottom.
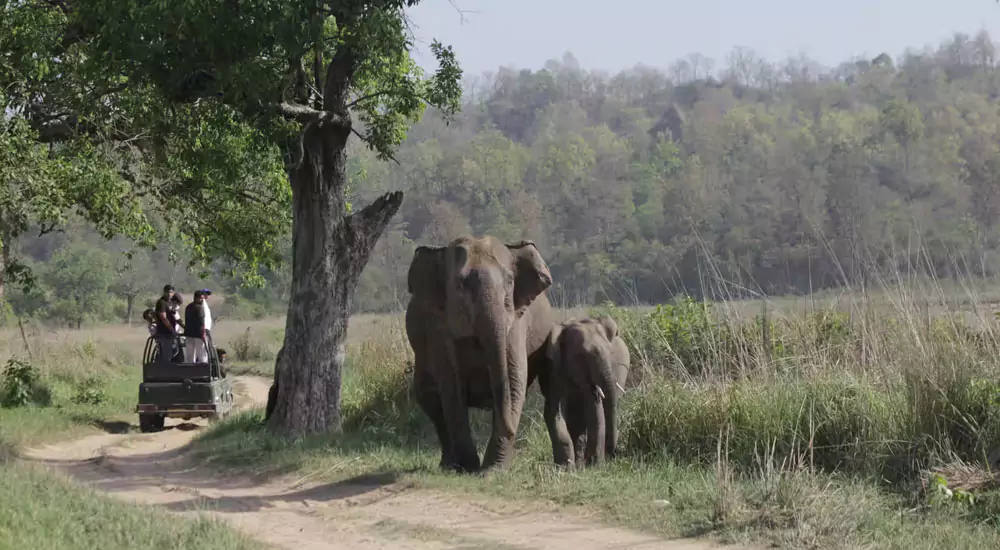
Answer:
21, 376, 749, 550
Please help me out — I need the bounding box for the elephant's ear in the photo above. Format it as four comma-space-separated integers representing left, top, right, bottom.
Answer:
407, 245, 447, 304
598, 316, 619, 341
507, 240, 553, 312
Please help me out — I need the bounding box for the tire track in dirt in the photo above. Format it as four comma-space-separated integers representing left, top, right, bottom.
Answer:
20, 376, 754, 550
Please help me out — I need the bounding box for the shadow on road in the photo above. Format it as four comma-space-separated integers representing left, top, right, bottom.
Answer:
93, 420, 133, 434
160, 471, 412, 514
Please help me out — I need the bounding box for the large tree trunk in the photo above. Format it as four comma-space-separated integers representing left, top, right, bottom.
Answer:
265, 109, 402, 438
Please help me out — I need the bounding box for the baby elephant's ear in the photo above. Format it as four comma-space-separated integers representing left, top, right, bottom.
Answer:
598, 316, 619, 341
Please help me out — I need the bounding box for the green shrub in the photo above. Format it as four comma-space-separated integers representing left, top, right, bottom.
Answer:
1, 358, 50, 408
71, 375, 108, 406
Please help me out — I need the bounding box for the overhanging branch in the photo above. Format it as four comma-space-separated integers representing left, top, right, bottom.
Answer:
350, 127, 400, 165
345, 90, 442, 112
38, 222, 60, 237
34, 116, 134, 143
345, 90, 394, 109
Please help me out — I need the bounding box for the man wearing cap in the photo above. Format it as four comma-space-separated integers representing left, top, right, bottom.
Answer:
154, 284, 178, 362
184, 290, 211, 363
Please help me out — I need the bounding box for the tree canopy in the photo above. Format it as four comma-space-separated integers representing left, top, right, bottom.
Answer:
1, 0, 293, 292
2, 0, 458, 290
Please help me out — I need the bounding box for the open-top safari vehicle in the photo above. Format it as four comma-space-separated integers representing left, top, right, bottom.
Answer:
135, 334, 234, 433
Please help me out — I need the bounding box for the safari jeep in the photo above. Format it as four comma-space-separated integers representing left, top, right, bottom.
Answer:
135, 335, 234, 433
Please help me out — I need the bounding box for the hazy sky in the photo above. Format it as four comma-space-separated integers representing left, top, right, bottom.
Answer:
406, 0, 1000, 76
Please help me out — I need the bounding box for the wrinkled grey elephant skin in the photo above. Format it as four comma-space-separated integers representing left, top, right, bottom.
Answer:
544, 316, 630, 468
405, 235, 555, 473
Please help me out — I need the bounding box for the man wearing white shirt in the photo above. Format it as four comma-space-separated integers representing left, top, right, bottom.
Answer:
184, 290, 208, 363
200, 288, 213, 332
183, 289, 214, 363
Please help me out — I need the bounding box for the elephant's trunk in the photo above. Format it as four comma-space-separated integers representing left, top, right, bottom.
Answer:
595, 346, 619, 462
602, 374, 618, 460
465, 267, 518, 467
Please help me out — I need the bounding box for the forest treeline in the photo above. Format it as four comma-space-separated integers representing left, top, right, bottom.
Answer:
351, 30, 1000, 310
8, 31, 1000, 324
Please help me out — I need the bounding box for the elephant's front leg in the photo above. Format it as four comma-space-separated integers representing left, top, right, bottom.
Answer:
482, 329, 529, 471
541, 371, 573, 467
584, 387, 607, 467
564, 396, 587, 468
412, 366, 452, 468
438, 338, 480, 472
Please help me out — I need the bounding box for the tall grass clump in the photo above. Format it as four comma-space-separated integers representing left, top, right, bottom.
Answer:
230, 327, 276, 362
341, 319, 425, 442
592, 288, 1000, 484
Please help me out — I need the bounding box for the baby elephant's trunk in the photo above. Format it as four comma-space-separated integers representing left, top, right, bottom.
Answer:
585, 347, 617, 466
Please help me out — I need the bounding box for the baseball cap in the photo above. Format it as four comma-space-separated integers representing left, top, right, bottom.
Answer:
200, 288, 212, 296
163, 284, 175, 293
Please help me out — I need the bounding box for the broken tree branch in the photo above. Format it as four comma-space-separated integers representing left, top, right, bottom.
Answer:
343, 190, 404, 260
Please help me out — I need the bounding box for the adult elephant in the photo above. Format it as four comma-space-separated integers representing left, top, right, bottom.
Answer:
405, 236, 555, 473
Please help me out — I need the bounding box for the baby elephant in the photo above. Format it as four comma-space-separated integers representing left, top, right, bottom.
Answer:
544, 316, 630, 468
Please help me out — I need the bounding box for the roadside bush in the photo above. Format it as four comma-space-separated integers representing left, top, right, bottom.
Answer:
1, 358, 50, 408
72, 375, 108, 406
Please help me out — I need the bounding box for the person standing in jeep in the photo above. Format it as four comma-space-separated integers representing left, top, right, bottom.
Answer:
184, 290, 210, 363
154, 284, 178, 362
